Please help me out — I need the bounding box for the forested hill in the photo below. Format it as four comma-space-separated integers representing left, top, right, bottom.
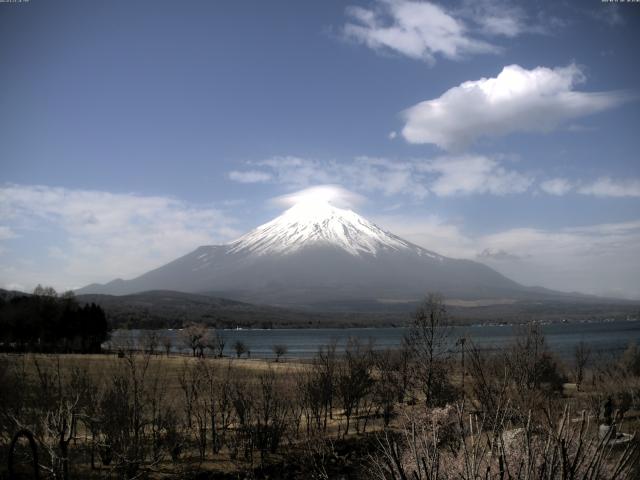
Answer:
73, 290, 398, 329
1, 288, 407, 329
2, 288, 639, 331
0, 288, 109, 353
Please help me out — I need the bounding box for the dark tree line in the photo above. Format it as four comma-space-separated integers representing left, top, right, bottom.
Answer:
0, 285, 110, 353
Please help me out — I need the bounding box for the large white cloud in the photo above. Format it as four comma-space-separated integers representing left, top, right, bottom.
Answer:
343, 0, 498, 63
0, 185, 240, 291
402, 64, 628, 150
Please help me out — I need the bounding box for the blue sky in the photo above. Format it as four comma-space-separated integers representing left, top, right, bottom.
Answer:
1, 0, 639, 298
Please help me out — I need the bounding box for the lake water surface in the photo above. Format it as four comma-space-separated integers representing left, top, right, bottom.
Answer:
108, 319, 640, 361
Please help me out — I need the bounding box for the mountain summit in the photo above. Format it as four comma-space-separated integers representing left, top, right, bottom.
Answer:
228, 201, 436, 258
78, 201, 541, 308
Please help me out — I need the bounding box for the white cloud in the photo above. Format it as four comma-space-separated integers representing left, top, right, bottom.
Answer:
236, 156, 430, 198
477, 248, 524, 261
346, 156, 431, 198
2, 282, 26, 292
343, 0, 498, 63
230, 156, 640, 203
420, 155, 532, 196
228, 170, 272, 183
0, 226, 17, 241
402, 64, 628, 150
476, 13, 522, 37
375, 215, 640, 299
256, 156, 334, 187
601, 6, 624, 26
566, 124, 596, 133
230, 155, 532, 199
478, 221, 640, 298
587, 5, 624, 27
538, 177, 640, 198
458, 0, 531, 37
374, 213, 475, 258
271, 185, 366, 210
540, 178, 573, 196
578, 177, 640, 198
0, 184, 240, 291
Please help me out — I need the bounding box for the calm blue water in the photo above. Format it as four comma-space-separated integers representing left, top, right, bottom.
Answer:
108, 320, 640, 362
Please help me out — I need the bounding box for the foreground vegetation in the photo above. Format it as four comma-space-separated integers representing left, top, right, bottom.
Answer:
1, 294, 639, 479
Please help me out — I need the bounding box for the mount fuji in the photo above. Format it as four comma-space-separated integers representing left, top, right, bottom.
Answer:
77, 201, 556, 308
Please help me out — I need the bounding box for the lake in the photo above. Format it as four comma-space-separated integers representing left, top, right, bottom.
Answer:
107, 319, 640, 362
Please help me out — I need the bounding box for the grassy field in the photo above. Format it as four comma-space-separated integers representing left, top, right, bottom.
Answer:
8, 351, 640, 436
2, 341, 639, 479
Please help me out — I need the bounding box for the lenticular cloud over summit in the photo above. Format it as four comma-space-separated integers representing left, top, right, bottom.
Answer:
401, 64, 627, 150
270, 185, 366, 210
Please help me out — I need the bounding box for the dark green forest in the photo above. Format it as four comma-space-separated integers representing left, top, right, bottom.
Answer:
0, 286, 109, 353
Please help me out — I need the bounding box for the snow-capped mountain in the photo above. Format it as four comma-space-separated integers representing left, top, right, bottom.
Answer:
77, 201, 532, 307
230, 201, 437, 257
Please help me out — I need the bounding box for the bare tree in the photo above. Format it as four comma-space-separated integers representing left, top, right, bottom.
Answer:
181, 323, 207, 357
253, 368, 292, 463
372, 348, 407, 427
30, 357, 86, 480
162, 335, 172, 356
316, 341, 338, 429
98, 351, 168, 478
272, 344, 288, 362
370, 402, 640, 480
506, 324, 565, 415
621, 341, 640, 376
407, 293, 454, 407
466, 341, 508, 416
336, 338, 373, 436
33, 284, 58, 297
185, 359, 236, 459
574, 340, 591, 392
205, 329, 226, 358
230, 371, 255, 465
178, 360, 199, 431
140, 330, 159, 355
296, 368, 326, 436
233, 340, 248, 358
0, 356, 29, 459
395, 337, 413, 403
206, 361, 235, 454
190, 361, 209, 461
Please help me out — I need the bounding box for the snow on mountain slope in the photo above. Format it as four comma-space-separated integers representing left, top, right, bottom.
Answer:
76, 200, 530, 304
227, 201, 440, 258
